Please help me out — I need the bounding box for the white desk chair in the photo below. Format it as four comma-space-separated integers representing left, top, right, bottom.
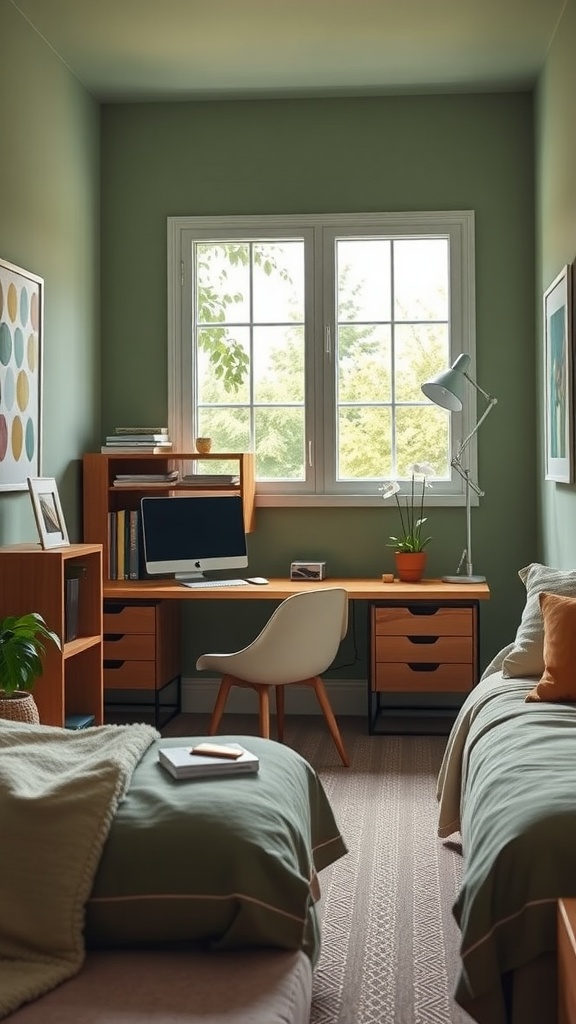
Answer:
196, 587, 350, 766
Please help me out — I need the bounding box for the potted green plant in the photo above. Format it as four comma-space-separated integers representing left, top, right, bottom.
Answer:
380, 463, 433, 581
0, 612, 61, 723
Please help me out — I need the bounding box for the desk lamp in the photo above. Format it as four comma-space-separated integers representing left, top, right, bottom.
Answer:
421, 353, 497, 584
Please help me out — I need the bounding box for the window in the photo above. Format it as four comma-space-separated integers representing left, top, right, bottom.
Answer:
167, 211, 476, 507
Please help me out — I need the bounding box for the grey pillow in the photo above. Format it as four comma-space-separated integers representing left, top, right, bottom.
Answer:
502, 563, 576, 678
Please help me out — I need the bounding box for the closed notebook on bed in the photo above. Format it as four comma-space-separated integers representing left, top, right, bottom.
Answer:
158, 743, 259, 779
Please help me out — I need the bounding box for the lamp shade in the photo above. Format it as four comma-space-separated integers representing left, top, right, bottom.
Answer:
421, 353, 471, 411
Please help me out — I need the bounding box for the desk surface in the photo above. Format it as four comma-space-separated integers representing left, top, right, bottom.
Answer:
103, 577, 491, 602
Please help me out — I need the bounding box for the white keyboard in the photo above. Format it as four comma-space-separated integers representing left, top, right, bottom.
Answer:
180, 578, 249, 589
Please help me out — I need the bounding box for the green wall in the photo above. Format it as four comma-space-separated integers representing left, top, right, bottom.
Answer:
0, 4, 549, 686
101, 93, 537, 672
0, 2, 100, 543
536, 0, 576, 569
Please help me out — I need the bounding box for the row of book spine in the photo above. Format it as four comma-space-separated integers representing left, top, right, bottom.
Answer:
107, 509, 143, 580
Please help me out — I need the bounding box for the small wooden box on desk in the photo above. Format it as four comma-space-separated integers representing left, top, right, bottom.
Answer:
0, 543, 103, 727
558, 898, 576, 1024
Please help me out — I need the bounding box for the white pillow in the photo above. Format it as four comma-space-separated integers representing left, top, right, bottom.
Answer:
502, 563, 576, 678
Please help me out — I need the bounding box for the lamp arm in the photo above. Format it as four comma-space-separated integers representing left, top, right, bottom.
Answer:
452, 385, 498, 496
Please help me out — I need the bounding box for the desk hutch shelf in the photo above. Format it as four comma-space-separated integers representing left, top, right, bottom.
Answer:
0, 543, 103, 727
83, 451, 255, 584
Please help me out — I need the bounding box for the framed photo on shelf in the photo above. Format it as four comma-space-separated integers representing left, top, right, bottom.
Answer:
27, 477, 70, 549
0, 257, 43, 491
543, 265, 573, 483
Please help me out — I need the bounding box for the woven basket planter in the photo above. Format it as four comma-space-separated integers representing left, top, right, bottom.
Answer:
0, 691, 40, 724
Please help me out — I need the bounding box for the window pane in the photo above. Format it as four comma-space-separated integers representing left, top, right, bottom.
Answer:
255, 407, 305, 480
196, 408, 251, 457
395, 405, 450, 479
338, 407, 392, 480
394, 324, 449, 402
336, 239, 391, 322
196, 242, 251, 324
197, 327, 250, 404
394, 239, 449, 322
253, 242, 304, 323
253, 325, 304, 403
338, 325, 391, 402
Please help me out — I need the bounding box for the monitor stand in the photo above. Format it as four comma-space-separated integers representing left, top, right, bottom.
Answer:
174, 571, 206, 582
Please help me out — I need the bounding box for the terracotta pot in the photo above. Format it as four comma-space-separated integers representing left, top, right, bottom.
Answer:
0, 691, 40, 724
394, 551, 427, 583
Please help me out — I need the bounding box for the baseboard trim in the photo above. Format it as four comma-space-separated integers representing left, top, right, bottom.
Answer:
182, 677, 367, 717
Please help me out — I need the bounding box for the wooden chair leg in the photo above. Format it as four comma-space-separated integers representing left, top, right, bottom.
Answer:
276, 686, 285, 742
208, 675, 234, 735
308, 676, 350, 767
255, 683, 271, 738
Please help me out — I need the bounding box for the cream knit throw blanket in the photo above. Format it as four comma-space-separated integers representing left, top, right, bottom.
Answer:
0, 718, 158, 1018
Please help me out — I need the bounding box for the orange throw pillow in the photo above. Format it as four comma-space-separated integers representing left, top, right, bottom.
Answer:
525, 591, 576, 702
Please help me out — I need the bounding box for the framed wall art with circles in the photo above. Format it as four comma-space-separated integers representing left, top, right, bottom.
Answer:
0, 257, 43, 491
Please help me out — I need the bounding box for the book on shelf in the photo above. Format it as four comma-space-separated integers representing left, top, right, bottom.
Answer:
115, 471, 179, 481
158, 743, 259, 780
116, 509, 126, 580
112, 481, 178, 488
128, 509, 139, 579
65, 713, 96, 730
114, 426, 169, 435
105, 434, 171, 444
107, 511, 118, 579
101, 444, 173, 454
181, 474, 239, 485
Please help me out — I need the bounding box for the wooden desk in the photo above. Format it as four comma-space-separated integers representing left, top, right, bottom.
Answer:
102, 578, 490, 731
103, 577, 490, 603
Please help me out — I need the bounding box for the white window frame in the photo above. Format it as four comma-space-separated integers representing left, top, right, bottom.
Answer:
167, 211, 477, 508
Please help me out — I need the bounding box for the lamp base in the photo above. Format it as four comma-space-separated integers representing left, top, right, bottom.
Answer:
442, 573, 486, 584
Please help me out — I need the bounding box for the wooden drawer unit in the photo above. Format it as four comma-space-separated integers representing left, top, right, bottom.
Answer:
369, 599, 480, 732
103, 599, 181, 726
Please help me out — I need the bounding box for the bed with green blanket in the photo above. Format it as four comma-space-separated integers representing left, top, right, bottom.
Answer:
437, 645, 576, 1024
86, 733, 347, 963
0, 720, 345, 1021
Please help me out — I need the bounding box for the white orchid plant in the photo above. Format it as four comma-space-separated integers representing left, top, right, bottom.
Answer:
380, 462, 434, 553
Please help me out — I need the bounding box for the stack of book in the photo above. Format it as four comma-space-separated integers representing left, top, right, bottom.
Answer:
101, 426, 172, 454
113, 470, 180, 488
158, 742, 260, 780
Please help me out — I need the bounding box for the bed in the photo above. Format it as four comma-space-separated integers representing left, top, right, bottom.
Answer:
437, 562, 576, 1024
0, 720, 346, 1020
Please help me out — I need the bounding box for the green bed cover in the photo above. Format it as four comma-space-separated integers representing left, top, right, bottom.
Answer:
85, 735, 347, 966
437, 662, 576, 1024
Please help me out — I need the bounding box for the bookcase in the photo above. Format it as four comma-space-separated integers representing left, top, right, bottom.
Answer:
83, 451, 255, 583
0, 543, 103, 727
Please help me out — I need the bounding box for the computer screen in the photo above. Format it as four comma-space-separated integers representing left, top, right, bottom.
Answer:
140, 494, 248, 581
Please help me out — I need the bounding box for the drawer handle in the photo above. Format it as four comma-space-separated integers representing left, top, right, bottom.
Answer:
406, 605, 440, 617
407, 663, 440, 672
104, 660, 126, 669
407, 635, 439, 645
104, 633, 125, 642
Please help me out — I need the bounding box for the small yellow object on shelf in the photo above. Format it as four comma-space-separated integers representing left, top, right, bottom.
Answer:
381, 573, 395, 583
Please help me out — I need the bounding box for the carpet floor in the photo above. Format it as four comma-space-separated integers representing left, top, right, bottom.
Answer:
162, 712, 472, 1024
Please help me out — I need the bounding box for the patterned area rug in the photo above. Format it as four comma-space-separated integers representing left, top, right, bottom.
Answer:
163, 713, 471, 1024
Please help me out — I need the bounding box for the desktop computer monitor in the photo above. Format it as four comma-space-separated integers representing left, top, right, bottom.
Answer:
140, 494, 248, 581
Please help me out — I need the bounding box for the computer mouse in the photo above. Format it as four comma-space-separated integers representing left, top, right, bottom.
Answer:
245, 577, 269, 585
